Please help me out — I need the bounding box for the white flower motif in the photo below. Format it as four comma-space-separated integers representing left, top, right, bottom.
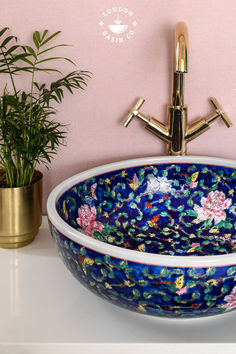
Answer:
146, 177, 173, 194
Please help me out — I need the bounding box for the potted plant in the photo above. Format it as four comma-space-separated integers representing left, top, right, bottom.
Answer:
0, 27, 90, 248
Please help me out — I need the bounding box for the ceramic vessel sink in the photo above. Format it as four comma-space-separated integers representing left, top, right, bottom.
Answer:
47, 156, 236, 318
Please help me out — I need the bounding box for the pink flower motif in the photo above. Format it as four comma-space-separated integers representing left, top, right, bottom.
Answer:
176, 286, 187, 296
189, 181, 198, 189
190, 243, 200, 248
76, 204, 104, 237
187, 243, 201, 253
129, 174, 140, 190
194, 191, 232, 225
223, 286, 236, 310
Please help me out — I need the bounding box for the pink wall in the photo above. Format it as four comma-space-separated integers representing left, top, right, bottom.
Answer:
2, 0, 236, 213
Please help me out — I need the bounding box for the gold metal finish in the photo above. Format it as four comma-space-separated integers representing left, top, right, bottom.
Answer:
207, 98, 232, 128
172, 72, 184, 106
174, 22, 188, 73
123, 97, 148, 127
0, 171, 42, 248
123, 22, 232, 155
186, 98, 233, 142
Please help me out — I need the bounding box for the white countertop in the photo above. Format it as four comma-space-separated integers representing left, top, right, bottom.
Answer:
1, 217, 236, 353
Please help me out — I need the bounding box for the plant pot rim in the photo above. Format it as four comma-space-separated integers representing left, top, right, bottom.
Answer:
0, 170, 43, 190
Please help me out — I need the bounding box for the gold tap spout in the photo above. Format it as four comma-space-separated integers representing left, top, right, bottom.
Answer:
171, 22, 188, 107
175, 22, 188, 74
168, 22, 189, 155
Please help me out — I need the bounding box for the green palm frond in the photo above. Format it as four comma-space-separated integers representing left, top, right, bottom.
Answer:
0, 28, 91, 187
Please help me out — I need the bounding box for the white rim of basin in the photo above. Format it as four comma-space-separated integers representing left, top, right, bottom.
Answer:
47, 155, 236, 268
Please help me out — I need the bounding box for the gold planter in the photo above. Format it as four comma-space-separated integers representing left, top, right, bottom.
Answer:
0, 171, 43, 249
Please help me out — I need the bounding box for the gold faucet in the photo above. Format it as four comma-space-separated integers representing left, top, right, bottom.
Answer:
123, 22, 232, 156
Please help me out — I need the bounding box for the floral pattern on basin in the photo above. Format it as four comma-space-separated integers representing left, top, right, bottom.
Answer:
194, 191, 232, 225
57, 163, 236, 256
49, 222, 236, 318
76, 204, 104, 237
223, 286, 236, 310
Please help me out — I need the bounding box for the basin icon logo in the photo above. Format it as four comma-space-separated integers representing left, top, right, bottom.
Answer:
99, 6, 138, 43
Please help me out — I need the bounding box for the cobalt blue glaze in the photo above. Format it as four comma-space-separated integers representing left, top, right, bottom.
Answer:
56, 163, 236, 256
49, 222, 236, 318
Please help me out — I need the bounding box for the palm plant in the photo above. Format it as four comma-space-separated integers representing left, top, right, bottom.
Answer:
0, 27, 90, 187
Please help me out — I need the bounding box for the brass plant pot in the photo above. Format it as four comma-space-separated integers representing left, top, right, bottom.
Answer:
0, 171, 43, 249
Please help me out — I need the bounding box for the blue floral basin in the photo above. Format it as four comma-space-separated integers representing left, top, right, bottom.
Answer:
47, 156, 236, 318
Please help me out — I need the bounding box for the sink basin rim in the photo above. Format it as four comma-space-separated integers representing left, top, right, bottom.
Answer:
47, 155, 236, 268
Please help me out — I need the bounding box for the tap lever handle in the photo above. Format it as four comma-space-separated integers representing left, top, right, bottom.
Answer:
210, 97, 232, 128
123, 97, 145, 127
